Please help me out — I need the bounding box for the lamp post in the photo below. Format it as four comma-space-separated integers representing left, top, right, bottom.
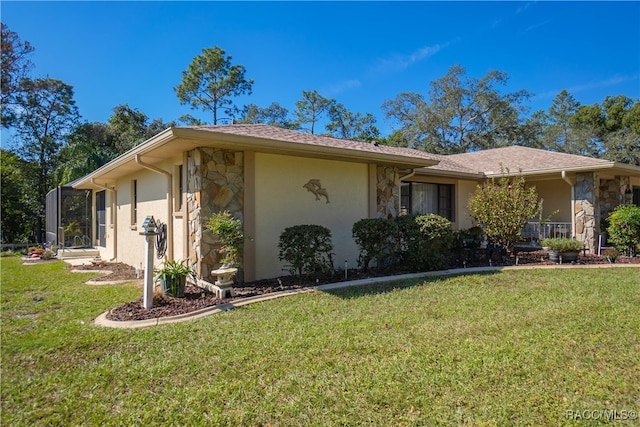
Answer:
140, 216, 159, 309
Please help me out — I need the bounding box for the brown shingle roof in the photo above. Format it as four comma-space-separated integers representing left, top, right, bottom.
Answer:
185, 124, 442, 163
444, 146, 611, 175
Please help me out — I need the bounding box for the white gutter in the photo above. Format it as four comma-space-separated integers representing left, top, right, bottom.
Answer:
561, 170, 576, 238
91, 179, 117, 261
397, 169, 416, 215
135, 154, 173, 261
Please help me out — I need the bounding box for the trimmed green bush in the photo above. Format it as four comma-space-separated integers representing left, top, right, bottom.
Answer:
607, 204, 640, 256
352, 218, 399, 271
278, 225, 334, 278
396, 214, 453, 271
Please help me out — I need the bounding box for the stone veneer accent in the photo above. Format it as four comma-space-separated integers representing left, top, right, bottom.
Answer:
599, 176, 630, 224
187, 148, 244, 281
574, 172, 598, 253
376, 166, 400, 219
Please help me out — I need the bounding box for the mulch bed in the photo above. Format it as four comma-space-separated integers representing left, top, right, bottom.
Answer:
69, 252, 639, 322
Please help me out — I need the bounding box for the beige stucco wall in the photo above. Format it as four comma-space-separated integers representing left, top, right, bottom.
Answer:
96, 156, 185, 270
528, 179, 572, 222
456, 179, 480, 229
253, 153, 369, 280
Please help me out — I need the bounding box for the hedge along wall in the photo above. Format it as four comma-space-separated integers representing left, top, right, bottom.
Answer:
187, 147, 244, 281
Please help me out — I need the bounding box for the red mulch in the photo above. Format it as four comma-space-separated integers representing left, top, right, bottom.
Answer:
73, 252, 639, 322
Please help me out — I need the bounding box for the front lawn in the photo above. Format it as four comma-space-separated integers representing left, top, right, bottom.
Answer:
1, 257, 639, 425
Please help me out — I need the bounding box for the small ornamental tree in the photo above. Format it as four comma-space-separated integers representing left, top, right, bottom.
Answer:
468, 173, 541, 254
278, 225, 334, 279
607, 204, 640, 256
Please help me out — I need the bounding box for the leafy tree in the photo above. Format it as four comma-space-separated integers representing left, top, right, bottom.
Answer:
13, 77, 80, 242
177, 114, 206, 126
599, 96, 640, 165
532, 90, 602, 157
108, 104, 171, 152
294, 90, 334, 134
382, 65, 531, 153
0, 149, 36, 242
175, 46, 253, 125
468, 173, 541, 255
55, 122, 116, 184
325, 103, 379, 141
238, 102, 298, 128
1, 23, 35, 128
377, 129, 411, 148
552, 94, 640, 164
55, 105, 173, 184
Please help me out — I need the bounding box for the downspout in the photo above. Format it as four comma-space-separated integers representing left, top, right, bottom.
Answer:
561, 171, 576, 238
135, 155, 173, 260
398, 169, 416, 215
91, 179, 117, 261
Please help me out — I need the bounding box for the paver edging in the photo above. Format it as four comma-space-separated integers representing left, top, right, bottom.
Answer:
93, 263, 640, 329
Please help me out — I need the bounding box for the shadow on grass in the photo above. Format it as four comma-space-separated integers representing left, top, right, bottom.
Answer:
321, 270, 501, 300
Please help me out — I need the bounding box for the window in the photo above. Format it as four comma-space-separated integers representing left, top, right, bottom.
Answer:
131, 180, 137, 225
401, 182, 454, 220
634, 187, 640, 206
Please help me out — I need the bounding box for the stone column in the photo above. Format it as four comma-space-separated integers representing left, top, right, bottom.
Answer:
574, 172, 597, 253
376, 166, 400, 219
186, 148, 245, 283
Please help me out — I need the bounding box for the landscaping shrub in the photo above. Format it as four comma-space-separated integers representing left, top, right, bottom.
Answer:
352, 218, 399, 271
278, 225, 334, 278
396, 214, 453, 271
205, 211, 247, 268
607, 204, 640, 256
468, 173, 540, 254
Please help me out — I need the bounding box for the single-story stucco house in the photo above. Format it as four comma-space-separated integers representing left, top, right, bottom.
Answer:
68, 124, 640, 283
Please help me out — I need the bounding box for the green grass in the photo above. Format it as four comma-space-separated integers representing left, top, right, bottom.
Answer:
2, 256, 639, 426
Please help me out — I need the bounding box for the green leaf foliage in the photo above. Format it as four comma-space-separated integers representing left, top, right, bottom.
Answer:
607, 204, 640, 256
352, 218, 399, 271
540, 237, 583, 252
468, 173, 541, 254
205, 211, 247, 268
174, 46, 253, 124
396, 214, 453, 270
278, 225, 334, 279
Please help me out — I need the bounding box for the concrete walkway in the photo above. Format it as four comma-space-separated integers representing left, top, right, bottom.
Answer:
93, 263, 640, 329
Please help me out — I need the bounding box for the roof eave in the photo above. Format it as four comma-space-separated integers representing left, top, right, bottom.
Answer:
483, 162, 617, 178
72, 127, 177, 189
415, 167, 484, 179
72, 126, 439, 189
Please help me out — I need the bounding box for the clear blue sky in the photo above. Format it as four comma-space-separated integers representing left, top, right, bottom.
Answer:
2, 1, 639, 137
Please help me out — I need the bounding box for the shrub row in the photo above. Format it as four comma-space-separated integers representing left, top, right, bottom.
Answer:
278, 214, 454, 279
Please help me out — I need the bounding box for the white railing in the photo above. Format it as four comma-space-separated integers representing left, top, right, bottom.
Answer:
523, 221, 572, 241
